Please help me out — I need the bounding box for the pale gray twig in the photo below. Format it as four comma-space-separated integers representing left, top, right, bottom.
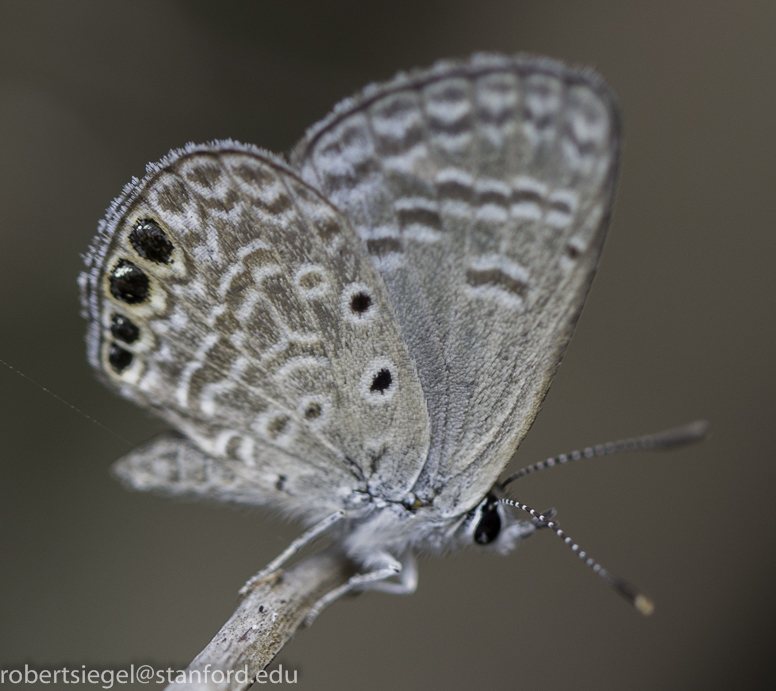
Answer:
165, 549, 355, 691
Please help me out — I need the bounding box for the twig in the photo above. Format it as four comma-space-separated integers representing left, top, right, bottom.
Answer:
165, 549, 355, 691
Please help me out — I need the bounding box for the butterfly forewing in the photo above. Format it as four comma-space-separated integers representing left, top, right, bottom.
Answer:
291, 54, 620, 514
81, 145, 431, 514
82, 53, 620, 525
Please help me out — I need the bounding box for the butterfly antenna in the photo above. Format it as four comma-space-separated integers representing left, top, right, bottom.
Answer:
501, 420, 709, 489
0, 356, 133, 448
499, 497, 654, 616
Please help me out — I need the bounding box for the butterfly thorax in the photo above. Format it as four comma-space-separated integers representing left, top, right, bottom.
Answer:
337, 486, 537, 562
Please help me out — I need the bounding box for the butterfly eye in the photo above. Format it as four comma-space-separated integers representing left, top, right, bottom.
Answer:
473, 496, 501, 545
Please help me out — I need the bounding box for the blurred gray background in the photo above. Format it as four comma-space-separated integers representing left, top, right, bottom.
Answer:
1, 1, 774, 689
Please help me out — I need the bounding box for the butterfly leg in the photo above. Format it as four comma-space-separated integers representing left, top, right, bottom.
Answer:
304, 552, 404, 626
239, 510, 345, 596
364, 553, 418, 595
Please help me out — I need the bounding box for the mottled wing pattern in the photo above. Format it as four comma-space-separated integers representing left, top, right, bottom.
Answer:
112, 432, 299, 507
80, 144, 430, 517
291, 54, 620, 515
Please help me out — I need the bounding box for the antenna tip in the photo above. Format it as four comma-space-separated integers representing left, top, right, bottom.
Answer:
612, 578, 655, 615
634, 594, 655, 617
651, 420, 710, 449
685, 419, 711, 440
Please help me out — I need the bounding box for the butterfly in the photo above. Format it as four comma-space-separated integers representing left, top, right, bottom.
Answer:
80, 53, 700, 623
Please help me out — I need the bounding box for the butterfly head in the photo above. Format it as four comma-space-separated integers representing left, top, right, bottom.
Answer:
463, 487, 537, 555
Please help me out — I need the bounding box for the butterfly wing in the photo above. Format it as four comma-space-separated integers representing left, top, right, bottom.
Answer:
80, 144, 431, 517
291, 54, 620, 515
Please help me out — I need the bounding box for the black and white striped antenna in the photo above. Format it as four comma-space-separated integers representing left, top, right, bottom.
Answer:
501, 420, 709, 489
500, 421, 710, 615
501, 496, 654, 615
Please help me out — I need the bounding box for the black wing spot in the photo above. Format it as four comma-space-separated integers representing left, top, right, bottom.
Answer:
304, 402, 322, 420
110, 313, 140, 344
109, 259, 149, 304
108, 342, 133, 373
370, 368, 392, 393
350, 291, 372, 315
129, 219, 174, 264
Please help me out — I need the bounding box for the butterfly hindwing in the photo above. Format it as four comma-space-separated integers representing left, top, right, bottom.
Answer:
80, 144, 431, 516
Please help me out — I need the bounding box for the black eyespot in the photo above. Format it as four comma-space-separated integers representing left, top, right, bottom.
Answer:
129, 219, 174, 264
474, 495, 501, 545
110, 313, 140, 344
350, 291, 372, 314
109, 259, 149, 304
304, 402, 322, 420
108, 342, 133, 373
566, 244, 581, 259
275, 474, 287, 491
370, 368, 392, 393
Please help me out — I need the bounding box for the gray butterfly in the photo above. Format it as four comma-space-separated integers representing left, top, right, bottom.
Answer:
80, 53, 636, 620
